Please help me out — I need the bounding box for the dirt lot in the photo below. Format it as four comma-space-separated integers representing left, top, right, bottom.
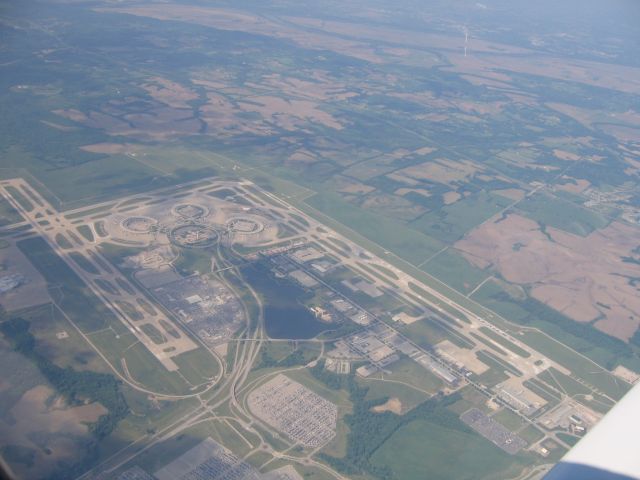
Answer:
371, 397, 402, 414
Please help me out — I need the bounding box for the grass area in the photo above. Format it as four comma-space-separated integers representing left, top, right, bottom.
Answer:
538, 368, 590, 397
139, 323, 166, 344
477, 350, 523, 377
368, 262, 398, 280
384, 356, 443, 394
410, 191, 511, 244
20, 304, 111, 374
556, 432, 580, 447
523, 379, 562, 413
0, 196, 23, 226
285, 369, 353, 407
65, 204, 115, 220
354, 262, 396, 288
171, 347, 220, 386
5, 185, 33, 212
521, 332, 629, 401
115, 300, 144, 321
76, 224, 94, 242
54, 233, 72, 249
245, 450, 273, 469
515, 192, 609, 236
407, 282, 469, 321
123, 342, 192, 395
69, 251, 100, 275
478, 327, 530, 358
422, 249, 490, 294
358, 377, 429, 413
491, 408, 527, 431
447, 385, 493, 415
16, 236, 116, 332
519, 424, 545, 444
537, 367, 615, 413
370, 419, 531, 480
470, 332, 509, 357
399, 319, 444, 349
173, 247, 213, 276
113, 391, 199, 445
304, 192, 444, 265
94, 221, 108, 237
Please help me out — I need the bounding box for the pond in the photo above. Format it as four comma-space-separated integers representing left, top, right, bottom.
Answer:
241, 263, 329, 339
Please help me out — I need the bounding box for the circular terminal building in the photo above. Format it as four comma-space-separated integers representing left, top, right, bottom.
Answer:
169, 224, 218, 249
225, 215, 272, 245
121, 216, 158, 235
226, 216, 265, 235
171, 203, 210, 221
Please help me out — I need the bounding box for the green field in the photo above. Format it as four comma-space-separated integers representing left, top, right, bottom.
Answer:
515, 192, 610, 237
522, 333, 630, 400
491, 408, 527, 431
123, 342, 192, 395
4, 186, 33, 212
423, 249, 490, 294
371, 419, 530, 480
171, 347, 221, 386
384, 357, 443, 394
359, 378, 428, 413
410, 191, 511, 244
305, 192, 444, 265
479, 327, 531, 358
76, 224, 94, 242
16, 236, 116, 332
0, 196, 23, 226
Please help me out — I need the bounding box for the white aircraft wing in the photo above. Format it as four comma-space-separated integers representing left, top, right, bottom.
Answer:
544, 382, 640, 480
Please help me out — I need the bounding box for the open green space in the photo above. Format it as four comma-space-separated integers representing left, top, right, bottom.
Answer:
410, 191, 511, 244
4, 186, 33, 212
477, 350, 523, 377
304, 192, 444, 265
515, 192, 609, 236
470, 332, 509, 357
358, 378, 428, 414
171, 347, 221, 386
0, 196, 23, 226
384, 356, 443, 394
519, 424, 545, 444
139, 323, 166, 344
18, 304, 110, 374
55, 233, 73, 249
556, 432, 580, 447
521, 332, 630, 401
76, 224, 94, 242
423, 249, 490, 294
69, 251, 100, 275
478, 327, 531, 358
16, 236, 117, 332
123, 342, 192, 395
0, 317, 129, 444
491, 408, 527, 431
371, 419, 530, 480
